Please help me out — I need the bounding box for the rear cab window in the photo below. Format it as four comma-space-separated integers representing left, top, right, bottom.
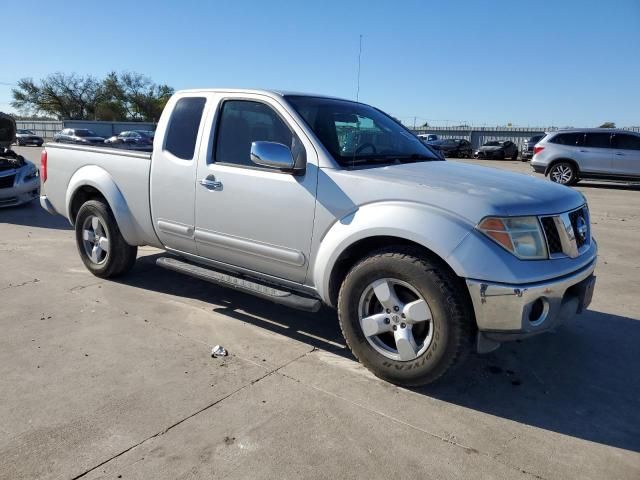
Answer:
164, 97, 207, 160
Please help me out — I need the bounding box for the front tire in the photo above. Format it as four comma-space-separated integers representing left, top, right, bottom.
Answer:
337, 248, 474, 386
75, 200, 137, 278
548, 162, 578, 186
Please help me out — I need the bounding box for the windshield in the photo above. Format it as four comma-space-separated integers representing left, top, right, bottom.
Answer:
286, 96, 440, 167
528, 135, 543, 143
135, 130, 154, 137
17, 129, 35, 135
74, 129, 97, 137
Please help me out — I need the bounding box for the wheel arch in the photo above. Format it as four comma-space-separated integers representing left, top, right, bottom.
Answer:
310, 202, 474, 308
65, 165, 146, 245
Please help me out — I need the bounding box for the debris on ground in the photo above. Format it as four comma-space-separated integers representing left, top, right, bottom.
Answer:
211, 345, 228, 358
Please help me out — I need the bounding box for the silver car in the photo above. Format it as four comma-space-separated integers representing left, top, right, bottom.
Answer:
531, 129, 640, 185
0, 115, 40, 208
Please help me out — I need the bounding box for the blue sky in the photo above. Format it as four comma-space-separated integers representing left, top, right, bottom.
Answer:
1, 0, 638, 127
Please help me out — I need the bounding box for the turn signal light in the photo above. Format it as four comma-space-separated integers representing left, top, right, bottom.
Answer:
40, 149, 47, 182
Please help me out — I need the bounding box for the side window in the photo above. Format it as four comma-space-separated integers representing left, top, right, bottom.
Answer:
612, 133, 640, 151
585, 133, 612, 149
215, 100, 295, 168
164, 97, 206, 160
551, 133, 584, 146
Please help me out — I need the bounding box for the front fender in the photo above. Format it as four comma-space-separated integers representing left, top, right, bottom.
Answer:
311, 201, 474, 303
65, 165, 146, 245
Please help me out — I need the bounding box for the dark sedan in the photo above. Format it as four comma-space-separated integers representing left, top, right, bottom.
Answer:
15, 129, 44, 147
104, 130, 155, 146
520, 134, 545, 162
474, 140, 519, 160
53, 128, 105, 145
428, 139, 473, 158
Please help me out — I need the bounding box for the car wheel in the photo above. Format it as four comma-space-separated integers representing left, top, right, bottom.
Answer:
511, 150, 518, 160
75, 200, 137, 278
548, 162, 578, 186
337, 247, 474, 386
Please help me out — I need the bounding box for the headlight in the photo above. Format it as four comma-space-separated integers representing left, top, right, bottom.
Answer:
477, 216, 548, 259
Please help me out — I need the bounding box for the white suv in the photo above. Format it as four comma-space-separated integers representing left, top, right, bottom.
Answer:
531, 129, 640, 185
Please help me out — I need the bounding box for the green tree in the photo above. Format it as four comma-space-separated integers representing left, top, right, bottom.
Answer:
599, 122, 616, 128
11, 72, 174, 122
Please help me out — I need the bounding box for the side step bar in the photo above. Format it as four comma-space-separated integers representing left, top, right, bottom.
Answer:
156, 257, 322, 313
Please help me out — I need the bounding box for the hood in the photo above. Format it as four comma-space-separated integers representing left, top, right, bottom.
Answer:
478, 145, 503, 151
328, 161, 585, 223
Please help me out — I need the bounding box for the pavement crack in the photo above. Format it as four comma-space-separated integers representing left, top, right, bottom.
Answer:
70, 348, 315, 480
0, 278, 39, 290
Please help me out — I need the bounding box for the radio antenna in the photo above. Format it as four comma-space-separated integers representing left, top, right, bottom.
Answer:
356, 34, 363, 101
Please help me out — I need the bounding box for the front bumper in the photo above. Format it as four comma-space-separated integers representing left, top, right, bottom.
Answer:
0, 177, 40, 208
466, 257, 597, 341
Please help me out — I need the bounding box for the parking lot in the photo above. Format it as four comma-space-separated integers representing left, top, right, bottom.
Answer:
1, 146, 639, 479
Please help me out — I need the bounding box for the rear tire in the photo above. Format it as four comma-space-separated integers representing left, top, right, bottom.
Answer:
337, 247, 474, 386
75, 200, 137, 278
548, 161, 578, 186
511, 150, 518, 160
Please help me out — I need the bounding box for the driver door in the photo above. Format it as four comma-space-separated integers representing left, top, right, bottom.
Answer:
194, 95, 318, 283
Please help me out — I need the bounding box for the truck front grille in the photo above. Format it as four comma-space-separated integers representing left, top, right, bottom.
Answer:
0, 174, 16, 189
539, 206, 590, 258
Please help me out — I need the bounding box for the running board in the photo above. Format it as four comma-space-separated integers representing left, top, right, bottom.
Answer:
156, 257, 321, 312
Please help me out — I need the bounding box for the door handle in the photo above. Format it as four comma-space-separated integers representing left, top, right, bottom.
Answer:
199, 176, 223, 190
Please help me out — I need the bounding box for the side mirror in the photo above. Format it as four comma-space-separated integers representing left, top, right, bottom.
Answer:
250, 141, 294, 171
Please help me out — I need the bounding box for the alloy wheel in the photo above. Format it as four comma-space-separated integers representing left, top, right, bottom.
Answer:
81, 215, 110, 264
358, 278, 434, 361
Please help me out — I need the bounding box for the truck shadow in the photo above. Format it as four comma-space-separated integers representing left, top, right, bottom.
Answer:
0, 199, 72, 230
122, 255, 640, 453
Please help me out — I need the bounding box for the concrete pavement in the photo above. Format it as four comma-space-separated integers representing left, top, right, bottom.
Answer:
0, 147, 638, 479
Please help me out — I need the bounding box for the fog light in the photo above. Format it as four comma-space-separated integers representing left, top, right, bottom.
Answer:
528, 297, 549, 326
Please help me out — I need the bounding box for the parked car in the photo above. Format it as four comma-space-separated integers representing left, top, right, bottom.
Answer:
104, 130, 155, 146
520, 134, 545, 162
474, 140, 519, 160
0, 114, 40, 207
40, 89, 596, 386
417, 133, 438, 142
15, 129, 44, 147
531, 129, 640, 185
53, 128, 105, 145
428, 139, 473, 158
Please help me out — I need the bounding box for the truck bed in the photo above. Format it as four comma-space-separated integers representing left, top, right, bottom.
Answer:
43, 143, 158, 246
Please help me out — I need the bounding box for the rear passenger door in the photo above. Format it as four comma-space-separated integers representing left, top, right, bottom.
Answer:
579, 132, 613, 173
194, 95, 318, 284
611, 133, 640, 177
150, 95, 208, 254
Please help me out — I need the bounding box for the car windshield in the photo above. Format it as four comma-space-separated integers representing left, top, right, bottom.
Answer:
135, 130, 153, 137
286, 96, 440, 167
18, 129, 35, 135
434, 139, 456, 146
484, 141, 501, 146
528, 135, 543, 143
74, 129, 97, 137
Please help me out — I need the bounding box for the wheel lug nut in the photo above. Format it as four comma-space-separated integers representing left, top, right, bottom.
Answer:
401, 313, 406, 318
384, 318, 390, 324
386, 309, 391, 314
392, 325, 397, 331
393, 306, 399, 312
400, 323, 406, 328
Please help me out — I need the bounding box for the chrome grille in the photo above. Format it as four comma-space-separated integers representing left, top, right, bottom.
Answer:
539, 206, 590, 258
0, 174, 16, 189
541, 217, 563, 254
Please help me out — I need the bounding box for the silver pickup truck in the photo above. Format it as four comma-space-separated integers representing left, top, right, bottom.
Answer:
40, 89, 597, 386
